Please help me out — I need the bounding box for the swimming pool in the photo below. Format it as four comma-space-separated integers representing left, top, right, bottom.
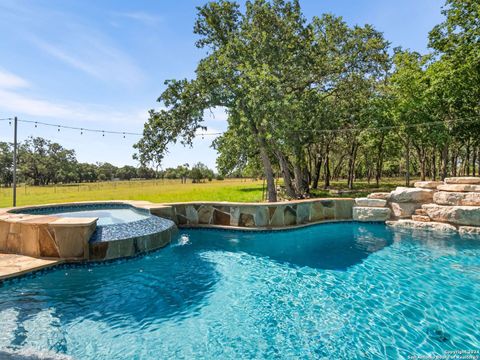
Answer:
0, 223, 478, 359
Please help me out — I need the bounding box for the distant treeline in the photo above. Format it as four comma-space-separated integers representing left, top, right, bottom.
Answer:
0, 137, 217, 187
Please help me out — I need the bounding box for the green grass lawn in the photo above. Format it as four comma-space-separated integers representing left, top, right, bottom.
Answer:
0, 177, 411, 208
0, 179, 266, 208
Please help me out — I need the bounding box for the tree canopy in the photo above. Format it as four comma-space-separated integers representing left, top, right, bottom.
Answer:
136, 0, 480, 201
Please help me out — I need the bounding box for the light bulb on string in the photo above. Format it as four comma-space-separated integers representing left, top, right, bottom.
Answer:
34, 122, 37, 128
123, 132, 125, 139
57, 126, 60, 132
80, 128, 83, 135
102, 131, 105, 137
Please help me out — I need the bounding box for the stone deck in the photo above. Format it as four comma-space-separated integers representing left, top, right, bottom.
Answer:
0, 253, 62, 281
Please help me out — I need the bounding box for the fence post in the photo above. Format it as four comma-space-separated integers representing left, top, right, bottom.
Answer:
12, 116, 18, 207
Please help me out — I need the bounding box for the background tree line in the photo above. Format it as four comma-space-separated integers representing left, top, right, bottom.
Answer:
0, 137, 217, 187
135, 0, 479, 202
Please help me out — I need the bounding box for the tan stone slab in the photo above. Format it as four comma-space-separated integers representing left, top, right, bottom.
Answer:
17, 216, 60, 224
355, 198, 387, 207
367, 192, 391, 200
0, 253, 61, 280
49, 217, 98, 226
434, 191, 480, 206
445, 177, 480, 185
459, 226, 480, 238
414, 181, 444, 189
389, 187, 434, 203
353, 207, 391, 222
437, 184, 480, 192
411, 215, 431, 222
414, 208, 427, 216
386, 220, 457, 233
390, 202, 422, 219
422, 204, 480, 226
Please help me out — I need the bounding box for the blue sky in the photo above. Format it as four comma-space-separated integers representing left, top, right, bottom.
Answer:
0, 0, 444, 170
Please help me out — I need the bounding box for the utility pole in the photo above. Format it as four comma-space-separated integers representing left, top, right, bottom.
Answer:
13, 116, 17, 207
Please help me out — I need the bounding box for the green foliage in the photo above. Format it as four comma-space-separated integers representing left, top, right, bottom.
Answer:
0, 137, 159, 187
135, 0, 480, 200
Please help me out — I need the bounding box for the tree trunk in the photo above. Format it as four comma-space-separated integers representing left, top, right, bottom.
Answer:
347, 141, 358, 190
276, 151, 297, 198
323, 144, 330, 189
473, 146, 477, 176
375, 135, 385, 187
441, 145, 448, 180
432, 150, 437, 181
405, 136, 411, 187
293, 162, 309, 196
253, 127, 277, 202
311, 154, 322, 190
465, 142, 471, 176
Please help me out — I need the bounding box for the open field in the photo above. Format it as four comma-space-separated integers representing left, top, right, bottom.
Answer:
0, 179, 264, 208
0, 177, 412, 208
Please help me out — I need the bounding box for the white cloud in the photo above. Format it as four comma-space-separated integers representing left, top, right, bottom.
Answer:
0, 89, 147, 125
30, 35, 145, 86
0, 69, 147, 126
113, 11, 163, 27
0, 69, 30, 89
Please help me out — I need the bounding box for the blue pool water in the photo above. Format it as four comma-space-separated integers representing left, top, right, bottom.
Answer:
0, 223, 479, 359
48, 208, 150, 226
11, 204, 150, 226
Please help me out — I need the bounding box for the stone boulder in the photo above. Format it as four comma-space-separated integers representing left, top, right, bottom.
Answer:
458, 226, 480, 238
353, 207, 391, 222
433, 191, 480, 206
386, 220, 457, 234
367, 192, 391, 200
437, 184, 480, 193
414, 181, 443, 189
389, 202, 422, 219
444, 177, 480, 185
414, 208, 427, 216
354, 198, 387, 207
422, 204, 480, 226
411, 215, 430, 222
389, 187, 434, 203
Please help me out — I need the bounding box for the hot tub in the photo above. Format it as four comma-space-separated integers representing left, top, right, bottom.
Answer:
2, 201, 177, 261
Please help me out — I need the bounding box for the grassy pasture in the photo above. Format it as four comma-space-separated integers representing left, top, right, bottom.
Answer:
0, 177, 409, 208
0, 179, 265, 208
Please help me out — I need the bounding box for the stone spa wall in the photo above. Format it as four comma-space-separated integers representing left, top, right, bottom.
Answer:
147, 198, 355, 229
0, 199, 354, 262
0, 201, 177, 261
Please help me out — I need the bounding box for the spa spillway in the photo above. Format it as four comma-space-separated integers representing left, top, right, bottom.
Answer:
1, 202, 177, 261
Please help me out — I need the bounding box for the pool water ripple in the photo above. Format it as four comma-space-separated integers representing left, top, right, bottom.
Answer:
0, 223, 479, 359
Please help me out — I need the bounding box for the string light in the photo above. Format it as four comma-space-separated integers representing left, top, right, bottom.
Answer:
1, 115, 479, 140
